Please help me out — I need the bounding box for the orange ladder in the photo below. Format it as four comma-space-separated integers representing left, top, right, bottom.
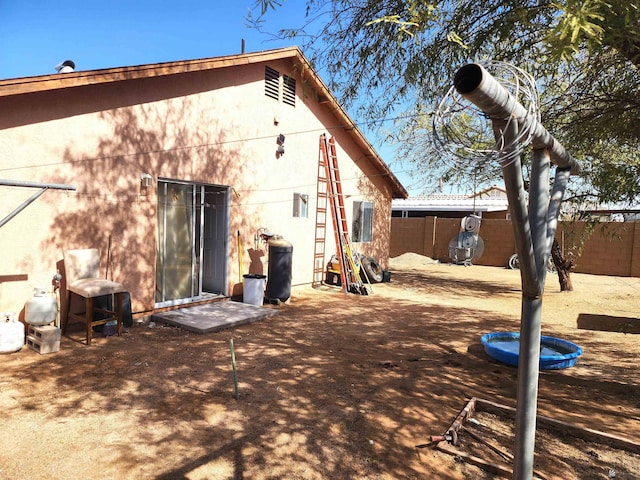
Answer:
312, 136, 329, 288
317, 134, 367, 295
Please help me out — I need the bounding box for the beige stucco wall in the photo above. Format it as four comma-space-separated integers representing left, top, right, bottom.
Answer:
0, 58, 393, 318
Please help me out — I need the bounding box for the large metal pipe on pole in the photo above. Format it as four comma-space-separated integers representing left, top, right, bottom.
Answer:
454, 63, 580, 175
453, 63, 580, 480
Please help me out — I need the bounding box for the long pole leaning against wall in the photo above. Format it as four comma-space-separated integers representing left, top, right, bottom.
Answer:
452, 63, 580, 480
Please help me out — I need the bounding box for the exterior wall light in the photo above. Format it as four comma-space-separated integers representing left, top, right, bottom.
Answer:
276, 134, 285, 158
140, 173, 153, 195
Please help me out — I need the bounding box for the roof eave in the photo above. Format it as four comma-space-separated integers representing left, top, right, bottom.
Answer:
0, 47, 304, 96
294, 51, 407, 199
392, 206, 507, 213
0, 46, 408, 199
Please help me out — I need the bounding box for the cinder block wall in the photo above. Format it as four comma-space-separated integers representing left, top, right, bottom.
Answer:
389, 218, 427, 257
631, 223, 640, 277
473, 219, 516, 267
390, 217, 640, 277
566, 222, 634, 276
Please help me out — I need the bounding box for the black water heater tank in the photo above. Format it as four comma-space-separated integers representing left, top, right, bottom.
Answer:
266, 236, 293, 302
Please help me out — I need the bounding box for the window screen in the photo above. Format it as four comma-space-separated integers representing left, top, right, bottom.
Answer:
352, 201, 373, 242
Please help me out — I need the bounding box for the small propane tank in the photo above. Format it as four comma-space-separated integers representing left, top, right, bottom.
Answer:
0, 312, 24, 353
25, 287, 57, 326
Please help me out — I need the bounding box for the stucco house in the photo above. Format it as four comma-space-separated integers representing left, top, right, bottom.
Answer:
0, 46, 407, 320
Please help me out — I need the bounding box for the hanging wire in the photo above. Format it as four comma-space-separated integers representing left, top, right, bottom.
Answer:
432, 61, 540, 169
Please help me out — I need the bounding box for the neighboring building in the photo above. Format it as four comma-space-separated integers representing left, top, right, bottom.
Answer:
574, 203, 640, 222
0, 47, 407, 318
392, 185, 509, 219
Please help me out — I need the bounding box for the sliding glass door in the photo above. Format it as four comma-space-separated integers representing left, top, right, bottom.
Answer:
155, 180, 229, 307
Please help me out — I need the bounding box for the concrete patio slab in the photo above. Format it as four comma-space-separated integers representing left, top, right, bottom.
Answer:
150, 300, 277, 334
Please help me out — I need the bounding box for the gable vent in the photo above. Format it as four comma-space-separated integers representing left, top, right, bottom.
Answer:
265, 66, 280, 100
282, 74, 296, 106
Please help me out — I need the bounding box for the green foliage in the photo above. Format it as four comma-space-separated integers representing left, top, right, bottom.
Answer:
560, 212, 599, 265
548, 0, 607, 60
250, 0, 640, 201
257, 0, 284, 15
548, 1, 640, 66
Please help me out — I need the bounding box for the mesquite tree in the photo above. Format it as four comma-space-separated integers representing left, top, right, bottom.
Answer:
251, 0, 640, 289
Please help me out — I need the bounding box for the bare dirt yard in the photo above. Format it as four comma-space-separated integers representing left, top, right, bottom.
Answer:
2, 254, 640, 479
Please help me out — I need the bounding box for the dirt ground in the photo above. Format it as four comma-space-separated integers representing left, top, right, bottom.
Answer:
1, 253, 640, 479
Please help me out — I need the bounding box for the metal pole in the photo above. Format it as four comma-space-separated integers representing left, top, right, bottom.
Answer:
0, 179, 76, 190
529, 149, 551, 287
514, 296, 542, 479
0, 179, 77, 229
453, 63, 582, 480
546, 167, 572, 253
498, 120, 537, 297
507, 149, 553, 479
0, 188, 49, 229
498, 121, 542, 480
230, 338, 240, 400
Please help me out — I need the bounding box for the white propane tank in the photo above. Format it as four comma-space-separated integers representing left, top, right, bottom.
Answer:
25, 288, 57, 326
0, 312, 24, 353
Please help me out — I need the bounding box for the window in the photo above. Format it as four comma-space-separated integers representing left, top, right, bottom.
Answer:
264, 67, 296, 106
352, 201, 373, 242
293, 193, 308, 218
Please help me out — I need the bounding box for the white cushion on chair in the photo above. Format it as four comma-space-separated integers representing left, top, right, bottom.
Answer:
63, 248, 126, 345
64, 248, 125, 297
64, 249, 102, 283
68, 278, 126, 298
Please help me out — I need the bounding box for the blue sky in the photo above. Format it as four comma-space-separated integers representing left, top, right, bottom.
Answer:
0, 1, 297, 78
0, 1, 425, 193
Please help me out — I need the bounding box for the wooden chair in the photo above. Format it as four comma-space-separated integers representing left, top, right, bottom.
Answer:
62, 249, 126, 345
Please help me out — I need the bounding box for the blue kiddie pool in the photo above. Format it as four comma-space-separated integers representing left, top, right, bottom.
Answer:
481, 332, 583, 370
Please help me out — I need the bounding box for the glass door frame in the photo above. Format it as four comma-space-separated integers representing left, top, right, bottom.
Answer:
155, 180, 200, 308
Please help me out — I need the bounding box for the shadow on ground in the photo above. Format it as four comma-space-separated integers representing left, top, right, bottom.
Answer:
1, 266, 639, 479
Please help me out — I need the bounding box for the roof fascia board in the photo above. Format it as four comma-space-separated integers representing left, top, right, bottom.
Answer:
295, 51, 407, 198
392, 206, 499, 212
0, 47, 303, 97
1, 46, 408, 198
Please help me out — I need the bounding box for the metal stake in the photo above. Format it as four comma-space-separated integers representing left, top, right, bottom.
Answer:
230, 338, 240, 400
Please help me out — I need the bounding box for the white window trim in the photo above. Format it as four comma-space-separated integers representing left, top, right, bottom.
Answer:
293, 192, 309, 218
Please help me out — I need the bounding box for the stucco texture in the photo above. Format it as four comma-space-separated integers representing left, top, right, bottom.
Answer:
1, 50, 398, 319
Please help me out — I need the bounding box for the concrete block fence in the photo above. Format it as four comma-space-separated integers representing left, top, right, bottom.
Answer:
390, 217, 640, 277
